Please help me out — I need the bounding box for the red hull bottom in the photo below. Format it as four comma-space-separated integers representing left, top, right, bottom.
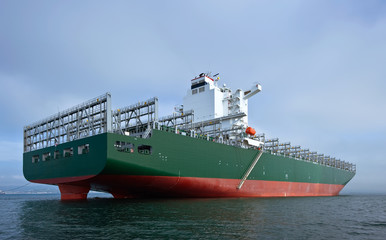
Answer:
34, 175, 345, 200
58, 184, 90, 200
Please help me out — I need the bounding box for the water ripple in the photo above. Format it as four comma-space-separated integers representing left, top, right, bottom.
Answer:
0, 195, 386, 239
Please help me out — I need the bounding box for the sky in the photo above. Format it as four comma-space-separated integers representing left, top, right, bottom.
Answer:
0, 0, 385, 194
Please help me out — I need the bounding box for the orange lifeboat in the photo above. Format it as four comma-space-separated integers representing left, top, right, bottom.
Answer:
245, 127, 256, 136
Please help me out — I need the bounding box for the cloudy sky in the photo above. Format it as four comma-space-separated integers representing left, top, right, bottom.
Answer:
1, 0, 385, 194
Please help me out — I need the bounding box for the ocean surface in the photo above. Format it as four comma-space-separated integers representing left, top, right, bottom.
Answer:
0, 194, 385, 240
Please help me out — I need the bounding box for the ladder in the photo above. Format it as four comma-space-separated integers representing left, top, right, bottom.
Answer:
237, 150, 263, 190
142, 127, 152, 139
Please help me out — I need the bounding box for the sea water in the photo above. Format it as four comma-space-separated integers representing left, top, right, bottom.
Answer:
0, 194, 385, 240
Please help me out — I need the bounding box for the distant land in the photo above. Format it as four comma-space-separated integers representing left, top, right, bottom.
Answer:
0, 183, 59, 194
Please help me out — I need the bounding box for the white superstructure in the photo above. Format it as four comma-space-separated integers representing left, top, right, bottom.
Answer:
182, 73, 262, 131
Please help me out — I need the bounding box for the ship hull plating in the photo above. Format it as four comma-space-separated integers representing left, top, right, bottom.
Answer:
24, 130, 355, 200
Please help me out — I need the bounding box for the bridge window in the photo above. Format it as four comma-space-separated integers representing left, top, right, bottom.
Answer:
191, 80, 207, 89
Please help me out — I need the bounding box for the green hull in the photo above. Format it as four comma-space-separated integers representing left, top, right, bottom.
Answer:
23, 129, 355, 198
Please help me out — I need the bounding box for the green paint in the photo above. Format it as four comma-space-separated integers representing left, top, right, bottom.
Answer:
23, 134, 107, 181
23, 130, 355, 185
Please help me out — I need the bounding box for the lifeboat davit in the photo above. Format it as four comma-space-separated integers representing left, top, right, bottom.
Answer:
245, 127, 256, 136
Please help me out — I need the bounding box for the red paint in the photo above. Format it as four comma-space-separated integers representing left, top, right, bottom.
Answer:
191, 76, 214, 81
92, 175, 344, 198
58, 184, 90, 200
31, 175, 96, 184
34, 175, 345, 199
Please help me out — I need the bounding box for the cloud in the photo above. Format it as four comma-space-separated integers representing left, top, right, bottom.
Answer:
246, 4, 386, 142
0, 72, 88, 137
12, 175, 24, 180
0, 141, 23, 162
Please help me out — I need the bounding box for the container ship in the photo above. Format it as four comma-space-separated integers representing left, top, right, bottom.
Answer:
23, 73, 355, 200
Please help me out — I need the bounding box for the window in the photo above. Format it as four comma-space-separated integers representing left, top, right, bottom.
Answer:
192, 89, 198, 95
42, 152, 51, 161
199, 87, 205, 93
138, 145, 152, 155
63, 148, 73, 158
78, 144, 90, 155
115, 141, 135, 153
191, 80, 207, 90
54, 150, 61, 159
32, 155, 39, 163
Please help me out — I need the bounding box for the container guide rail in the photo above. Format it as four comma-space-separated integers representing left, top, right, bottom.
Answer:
23, 93, 356, 173
23, 93, 111, 152
112, 97, 158, 136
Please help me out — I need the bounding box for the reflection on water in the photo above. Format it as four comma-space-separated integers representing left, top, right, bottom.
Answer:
18, 197, 275, 239
0, 195, 385, 239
